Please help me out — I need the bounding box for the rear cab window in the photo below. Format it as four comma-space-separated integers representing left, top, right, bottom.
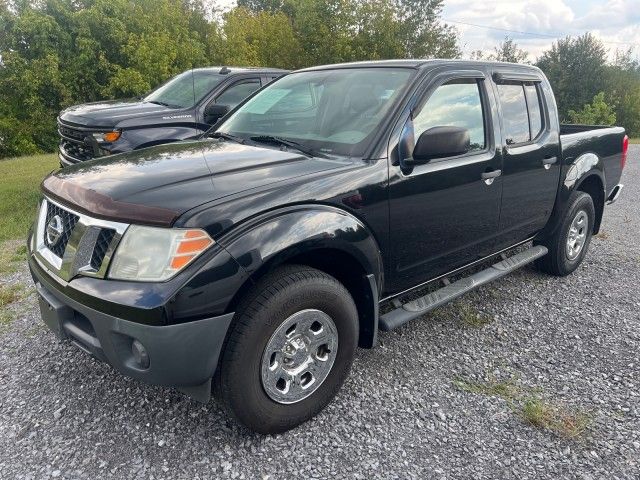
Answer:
497, 81, 545, 145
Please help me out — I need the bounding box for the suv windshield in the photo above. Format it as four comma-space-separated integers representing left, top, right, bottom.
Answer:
217, 67, 413, 157
144, 70, 224, 109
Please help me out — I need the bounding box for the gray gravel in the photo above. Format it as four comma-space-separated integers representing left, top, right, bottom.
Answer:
1, 146, 639, 479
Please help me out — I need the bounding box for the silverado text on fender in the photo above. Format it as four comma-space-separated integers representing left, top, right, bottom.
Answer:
29, 60, 627, 434
57, 66, 286, 167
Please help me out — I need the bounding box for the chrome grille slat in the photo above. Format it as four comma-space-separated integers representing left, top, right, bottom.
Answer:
91, 229, 116, 270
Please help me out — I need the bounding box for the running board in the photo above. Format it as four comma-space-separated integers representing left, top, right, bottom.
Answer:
379, 245, 548, 331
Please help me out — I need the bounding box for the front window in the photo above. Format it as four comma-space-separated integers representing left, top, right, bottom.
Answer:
144, 70, 225, 109
217, 68, 414, 157
413, 79, 486, 152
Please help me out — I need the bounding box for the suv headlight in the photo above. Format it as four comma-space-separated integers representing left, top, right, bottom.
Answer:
92, 131, 121, 143
108, 226, 214, 281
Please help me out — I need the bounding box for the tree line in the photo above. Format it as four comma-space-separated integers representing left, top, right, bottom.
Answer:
0, 0, 638, 158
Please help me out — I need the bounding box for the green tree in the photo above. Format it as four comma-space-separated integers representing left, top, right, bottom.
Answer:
605, 49, 640, 136
221, 7, 302, 69
489, 36, 529, 63
568, 92, 616, 125
536, 33, 608, 121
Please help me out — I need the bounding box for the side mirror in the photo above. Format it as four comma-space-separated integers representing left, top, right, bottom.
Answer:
409, 126, 470, 164
204, 104, 230, 124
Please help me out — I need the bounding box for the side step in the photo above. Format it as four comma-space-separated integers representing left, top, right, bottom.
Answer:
379, 245, 548, 331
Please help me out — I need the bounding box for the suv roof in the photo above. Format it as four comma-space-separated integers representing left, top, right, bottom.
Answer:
193, 66, 289, 75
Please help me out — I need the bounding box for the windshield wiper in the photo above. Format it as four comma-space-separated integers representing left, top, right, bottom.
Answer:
250, 135, 327, 158
209, 131, 245, 144
147, 100, 179, 108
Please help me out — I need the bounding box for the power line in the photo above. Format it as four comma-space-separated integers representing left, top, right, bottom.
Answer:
443, 18, 640, 48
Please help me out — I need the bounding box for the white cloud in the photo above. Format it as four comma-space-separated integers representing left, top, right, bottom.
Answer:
443, 0, 640, 61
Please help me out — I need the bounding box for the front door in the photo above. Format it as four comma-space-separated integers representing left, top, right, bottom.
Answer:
388, 71, 503, 293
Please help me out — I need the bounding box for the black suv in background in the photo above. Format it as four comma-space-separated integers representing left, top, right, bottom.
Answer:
57, 66, 287, 166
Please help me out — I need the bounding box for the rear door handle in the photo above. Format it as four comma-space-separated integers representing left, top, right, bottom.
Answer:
481, 169, 502, 185
542, 156, 557, 169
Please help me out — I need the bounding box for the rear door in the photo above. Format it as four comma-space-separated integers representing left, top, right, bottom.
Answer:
491, 71, 561, 247
387, 69, 504, 293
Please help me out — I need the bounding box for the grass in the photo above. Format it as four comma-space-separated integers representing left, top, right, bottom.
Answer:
450, 302, 494, 328
453, 376, 520, 399
628, 138, 640, 144
0, 241, 28, 275
521, 397, 592, 439
0, 283, 24, 307
0, 283, 27, 329
0, 153, 58, 242
454, 375, 593, 439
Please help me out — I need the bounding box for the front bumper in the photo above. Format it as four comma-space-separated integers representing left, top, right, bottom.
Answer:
29, 254, 234, 402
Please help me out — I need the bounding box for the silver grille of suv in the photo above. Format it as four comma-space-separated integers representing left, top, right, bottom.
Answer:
34, 198, 129, 281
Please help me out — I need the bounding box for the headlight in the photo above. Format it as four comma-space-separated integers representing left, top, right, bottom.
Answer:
108, 226, 214, 281
92, 131, 121, 143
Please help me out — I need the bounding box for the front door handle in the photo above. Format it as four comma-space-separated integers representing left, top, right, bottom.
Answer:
481, 169, 502, 185
542, 156, 557, 169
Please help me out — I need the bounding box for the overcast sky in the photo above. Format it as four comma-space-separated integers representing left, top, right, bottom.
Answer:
212, 0, 640, 62
442, 0, 640, 61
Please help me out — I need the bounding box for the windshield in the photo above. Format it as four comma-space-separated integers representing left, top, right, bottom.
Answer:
144, 70, 224, 109
217, 68, 414, 157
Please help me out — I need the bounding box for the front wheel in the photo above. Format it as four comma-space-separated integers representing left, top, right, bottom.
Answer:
214, 265, 358, 434
535, 191, 595, 276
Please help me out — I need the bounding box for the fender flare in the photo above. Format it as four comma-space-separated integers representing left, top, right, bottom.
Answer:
218, 205, 384, 348
540, 152, 606, 239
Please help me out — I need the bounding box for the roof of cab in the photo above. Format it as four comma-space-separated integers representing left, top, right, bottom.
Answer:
296, 59, 542, 73
192, 66, 289, 74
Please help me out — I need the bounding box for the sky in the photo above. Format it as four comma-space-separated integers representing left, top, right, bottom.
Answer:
212, 0, 640, 62
441, 0, 640, 61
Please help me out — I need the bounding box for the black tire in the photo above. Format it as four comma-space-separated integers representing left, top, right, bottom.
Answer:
535, 191, 595, 276
214, 265, 358, 434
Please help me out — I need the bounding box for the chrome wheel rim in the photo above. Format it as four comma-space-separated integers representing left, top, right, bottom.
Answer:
260, 309, 338, 404
566, 210, 589, 260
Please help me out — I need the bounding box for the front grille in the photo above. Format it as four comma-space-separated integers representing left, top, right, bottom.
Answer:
90, 229, 116, 270
44, 202, 79, 258
60, 139, 95, 161
58, 124, 86, 142
36, 198, 126, 281
58, 122, 98, 162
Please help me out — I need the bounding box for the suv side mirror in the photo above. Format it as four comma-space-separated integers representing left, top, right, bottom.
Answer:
204, 104, 230, 124
409, 126, 470, 164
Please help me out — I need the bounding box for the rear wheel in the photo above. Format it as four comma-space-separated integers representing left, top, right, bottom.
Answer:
535, 191, 595, 276
215, 265, 358, 434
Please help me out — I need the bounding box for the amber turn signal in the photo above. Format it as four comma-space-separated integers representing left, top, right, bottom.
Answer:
102, 131, 121, 142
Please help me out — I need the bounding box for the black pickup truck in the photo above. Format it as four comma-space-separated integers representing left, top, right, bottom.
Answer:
29, 60, 627, 434
57, 66, 286, 166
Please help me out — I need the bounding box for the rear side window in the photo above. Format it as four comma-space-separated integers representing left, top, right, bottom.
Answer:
524, 84, 543, 139
497, 84, 529, 144
413, 79, 486, 152
497, 82, 545, 145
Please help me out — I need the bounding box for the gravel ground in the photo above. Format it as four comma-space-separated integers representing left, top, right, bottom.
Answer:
1, 147, 639, 479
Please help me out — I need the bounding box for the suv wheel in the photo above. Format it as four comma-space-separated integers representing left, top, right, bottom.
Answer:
214, 265, 358, 434
535, 191, 595, 276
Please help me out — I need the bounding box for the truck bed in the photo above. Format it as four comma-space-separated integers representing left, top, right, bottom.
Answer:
560, 124, 626, 197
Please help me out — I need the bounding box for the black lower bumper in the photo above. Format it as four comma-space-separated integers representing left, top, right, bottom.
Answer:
31, 256, 234, 402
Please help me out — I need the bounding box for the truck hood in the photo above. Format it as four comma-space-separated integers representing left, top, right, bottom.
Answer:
59, 99, 186, 128
42, 140, 349, 226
